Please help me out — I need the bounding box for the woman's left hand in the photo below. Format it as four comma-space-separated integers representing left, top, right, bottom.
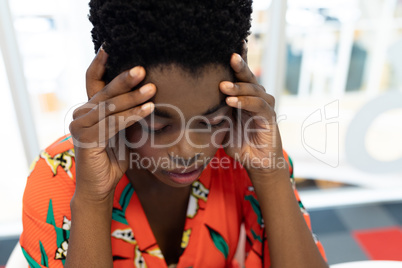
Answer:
219, 52, 286, 175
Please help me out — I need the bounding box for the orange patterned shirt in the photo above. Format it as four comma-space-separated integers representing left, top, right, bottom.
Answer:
20, 134, 326, 267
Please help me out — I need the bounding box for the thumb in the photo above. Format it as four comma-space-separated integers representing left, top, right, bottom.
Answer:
86, 46, 108, 100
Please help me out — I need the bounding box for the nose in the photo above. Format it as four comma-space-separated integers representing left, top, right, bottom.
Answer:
168, 130, 205, 167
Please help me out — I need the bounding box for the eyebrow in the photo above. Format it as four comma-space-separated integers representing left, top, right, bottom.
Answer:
153, 99, 227, 119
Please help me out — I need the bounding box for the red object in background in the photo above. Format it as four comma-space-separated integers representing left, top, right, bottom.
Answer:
353, 227, 402, 261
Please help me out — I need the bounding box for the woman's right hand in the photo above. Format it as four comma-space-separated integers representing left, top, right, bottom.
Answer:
69, 48, 156, 202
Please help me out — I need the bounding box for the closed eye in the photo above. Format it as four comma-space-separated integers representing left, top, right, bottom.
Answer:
200, 119, 226, 128
146, 125, 169, 134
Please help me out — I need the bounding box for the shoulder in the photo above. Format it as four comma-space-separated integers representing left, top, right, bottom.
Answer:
23, 134, 76, 223
43, 134, 75, 157
28, 134, 75, 181
21, 134, 76, 264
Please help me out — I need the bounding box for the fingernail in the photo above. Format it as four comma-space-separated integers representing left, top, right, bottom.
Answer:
227, 97, 238, 104
235, 54, 242, 64
140, 84, 153, 94
224, 82, 234, 89
141, 102, 154, 111
129, 67, 143, 78
97, 44, 105, 54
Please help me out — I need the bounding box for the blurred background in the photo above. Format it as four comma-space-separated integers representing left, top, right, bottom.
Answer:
0, 0, 401, 266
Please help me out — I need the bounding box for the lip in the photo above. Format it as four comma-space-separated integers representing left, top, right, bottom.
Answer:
162, 165, 205, 185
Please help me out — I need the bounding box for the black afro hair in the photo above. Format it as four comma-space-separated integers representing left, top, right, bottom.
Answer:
89, 0, 253, 83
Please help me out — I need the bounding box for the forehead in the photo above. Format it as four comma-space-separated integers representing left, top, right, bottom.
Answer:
144, 64, 232, 118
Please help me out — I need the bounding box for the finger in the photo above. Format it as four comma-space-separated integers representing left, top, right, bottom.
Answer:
76, 83, 156, 127
230, 53, 258, 84
72, 102, 98, 120
70, 102, 155, 146
86, 47, 108, 100
91, 66, 146, 104
86, 102, 155, 145
220, 81, 265, 96
225, 96, 272, 114
73, 66, 147, 120
220, 81, 274, 108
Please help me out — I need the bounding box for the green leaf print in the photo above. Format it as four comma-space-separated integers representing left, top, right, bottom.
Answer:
112, 184, 134, 225
206, 225, 229, 259
45, 199, 70, 265
120, 183, 134, 212
251, 228, 263, 243
288, 155, 294, 179
112, 208, 129, 225
245, 195, 263, 227
39, 241, 49, 267
21, 246, 43, 268
58, 135, 72, 144
298, 200, 305, 210
45, 199, 56, 226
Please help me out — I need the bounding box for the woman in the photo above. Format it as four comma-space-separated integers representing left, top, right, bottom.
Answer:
20, 0, 327, 267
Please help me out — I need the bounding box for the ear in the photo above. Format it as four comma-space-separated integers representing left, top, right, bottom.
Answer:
241, 39, 249, 64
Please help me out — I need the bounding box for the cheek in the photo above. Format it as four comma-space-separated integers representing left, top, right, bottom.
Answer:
209, 132, 226, 148
210, 123, 231, 145
128, 142, 167, 172
214, 128, 228, 141
125, 123, 144, 145
196, 128, 229, 159
126, 124, 164, 165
